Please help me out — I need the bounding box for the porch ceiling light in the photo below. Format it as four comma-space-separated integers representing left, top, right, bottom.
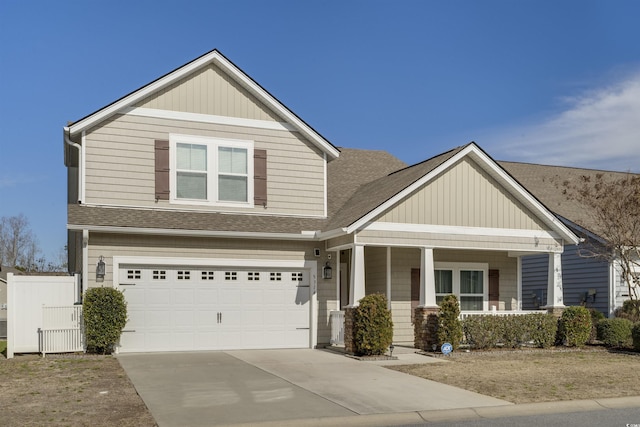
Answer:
322, 261, 332, 280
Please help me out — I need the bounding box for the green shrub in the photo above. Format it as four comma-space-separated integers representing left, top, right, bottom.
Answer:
527, 313, 558, 348
437, 295, 463, 350
596, 318, 633, 348
558, 306, 591, 347
83, 287, 128, 354
462, 315, 502, 349
632, 322, 640, 351
588, 309, 606, 343
353, 293, 393, 356
615, 300, 640, 323
502, 315, 526, 348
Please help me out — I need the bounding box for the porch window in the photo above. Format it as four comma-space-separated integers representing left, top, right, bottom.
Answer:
435, 262, 488, 311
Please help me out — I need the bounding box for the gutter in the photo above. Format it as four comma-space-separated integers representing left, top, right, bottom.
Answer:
63, 127, 83, 203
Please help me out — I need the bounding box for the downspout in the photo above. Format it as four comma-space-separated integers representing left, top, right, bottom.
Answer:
63, 126, 83, 204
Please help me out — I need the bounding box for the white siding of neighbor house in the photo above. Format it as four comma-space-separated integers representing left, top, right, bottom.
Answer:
85, 233, 335, 345
378, 157, 549, 231
83, 113, 325, 215
135, 63, 281, 122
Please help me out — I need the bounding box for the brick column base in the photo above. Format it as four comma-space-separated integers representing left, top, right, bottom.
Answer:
414, 306, 440, 351
344, 307, 357, 355
545, 306, 566, 318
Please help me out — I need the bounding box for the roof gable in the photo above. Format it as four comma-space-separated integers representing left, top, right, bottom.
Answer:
67, 49, 339, 159
326, 143, 580, 245
377, 156, 548, 231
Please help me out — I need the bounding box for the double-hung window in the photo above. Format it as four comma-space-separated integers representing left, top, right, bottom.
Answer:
434, 262, 488, 311
171, 135, 253, 206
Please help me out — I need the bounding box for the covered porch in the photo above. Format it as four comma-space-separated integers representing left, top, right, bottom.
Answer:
327, 243, 565, 352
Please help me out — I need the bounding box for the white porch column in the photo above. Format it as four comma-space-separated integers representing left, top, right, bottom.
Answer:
420, 247, 437, 308
546, 252, 565, 308
348, 244, 366, 307
516, 256, 523, 311
335, 250, 341, 310
386, 247, 392, 310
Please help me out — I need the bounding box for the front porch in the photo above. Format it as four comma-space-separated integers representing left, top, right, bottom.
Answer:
326, 245, 565, 352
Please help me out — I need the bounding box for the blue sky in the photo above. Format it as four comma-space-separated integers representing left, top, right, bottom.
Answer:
2, 0, 640, 261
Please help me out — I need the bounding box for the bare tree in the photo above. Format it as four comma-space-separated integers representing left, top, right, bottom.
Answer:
0, 213, 40, 268
562, 173, 640, 301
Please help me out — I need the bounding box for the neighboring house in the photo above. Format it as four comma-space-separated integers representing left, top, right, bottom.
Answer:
0, 265, 24, 338
64, 49, 579, 354
500, 162, 639, 317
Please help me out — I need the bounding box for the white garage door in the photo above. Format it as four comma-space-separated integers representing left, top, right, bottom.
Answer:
117, 265, 310, 353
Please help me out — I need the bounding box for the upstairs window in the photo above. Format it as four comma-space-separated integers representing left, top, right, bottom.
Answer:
170, 135, 253, 206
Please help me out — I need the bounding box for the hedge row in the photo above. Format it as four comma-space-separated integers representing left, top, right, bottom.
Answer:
462, 313, 557, 349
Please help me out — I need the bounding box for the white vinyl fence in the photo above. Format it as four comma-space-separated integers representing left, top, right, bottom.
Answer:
7, 273, 80, 358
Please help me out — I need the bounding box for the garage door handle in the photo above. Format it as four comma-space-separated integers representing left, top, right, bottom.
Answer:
296, 327, 310, 330
120, 283, 136, 286
122, 330, 136, 333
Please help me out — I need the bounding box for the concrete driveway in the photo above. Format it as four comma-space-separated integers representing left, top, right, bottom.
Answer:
117, 348, 510, 426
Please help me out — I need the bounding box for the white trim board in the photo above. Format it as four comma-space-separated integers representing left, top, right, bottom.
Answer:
124, 107, 297, 132
365, 222, 561, 240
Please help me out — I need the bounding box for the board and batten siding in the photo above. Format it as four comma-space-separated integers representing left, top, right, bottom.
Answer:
83, 114, 325, 215
378, 157, 549, 231
521, 245, 610, 315
135, 63, 281, 122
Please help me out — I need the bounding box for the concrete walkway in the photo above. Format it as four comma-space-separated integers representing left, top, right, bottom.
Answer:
118, 348, 509, 426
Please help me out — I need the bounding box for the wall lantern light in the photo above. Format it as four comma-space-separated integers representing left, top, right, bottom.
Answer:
322, 261, 332, 280
96, 256, 106, 280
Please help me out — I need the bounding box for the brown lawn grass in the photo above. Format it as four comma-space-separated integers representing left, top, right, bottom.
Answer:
389, 347, 640, 404
0, 350, 155, 426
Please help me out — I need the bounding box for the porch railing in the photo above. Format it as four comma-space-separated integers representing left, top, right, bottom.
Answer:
459, 309, 547, 320
39, 305, 84, 356
330, 310, 345, 345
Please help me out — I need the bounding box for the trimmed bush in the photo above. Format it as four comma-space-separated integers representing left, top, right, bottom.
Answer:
353, 293, 393, 356
462, 315, 502, 349
558, 306, 592, 347
83, 287, 128, 354
614, 299, 640, 323
437, 295, 463, 350
597, 318, 633, 348
527, 313, 558, 349
632, 322, 640, 351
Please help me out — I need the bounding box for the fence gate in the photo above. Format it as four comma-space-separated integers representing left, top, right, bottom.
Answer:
40, 305, 84, 356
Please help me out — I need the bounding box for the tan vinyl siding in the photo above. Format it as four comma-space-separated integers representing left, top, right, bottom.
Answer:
83, 114, 325, 215
378, 158, 548, 231
325, 234, 354, 250
364, 247, 387, 295
390, 248, 418, 344
136, 63, 281, 122
355, 229, 562, 252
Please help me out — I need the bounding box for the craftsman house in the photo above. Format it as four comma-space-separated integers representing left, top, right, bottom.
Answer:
64, 49, 579, 353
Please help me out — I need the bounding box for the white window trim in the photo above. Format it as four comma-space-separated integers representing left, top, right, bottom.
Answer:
435, 262, 489, 311
169, 134, 254, 208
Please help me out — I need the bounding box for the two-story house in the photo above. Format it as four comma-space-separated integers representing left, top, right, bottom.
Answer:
64, 49, 579, 354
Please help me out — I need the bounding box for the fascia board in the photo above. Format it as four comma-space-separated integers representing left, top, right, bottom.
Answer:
67, 224, 320, 241
68, 50, 339, 159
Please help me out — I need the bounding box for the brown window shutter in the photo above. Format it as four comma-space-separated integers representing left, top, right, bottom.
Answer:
155, 140, 170, 200
489, 269, 499, 309
254, 149, 267, 206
